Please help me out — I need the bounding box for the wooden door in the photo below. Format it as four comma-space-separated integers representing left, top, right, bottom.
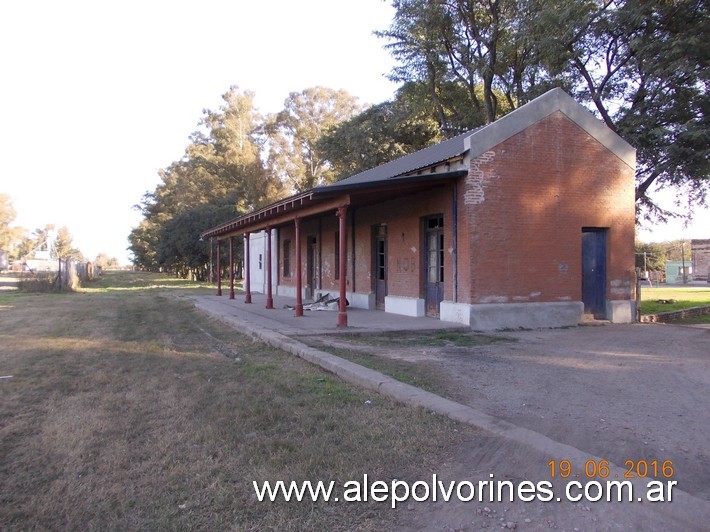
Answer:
425, 216, 444, 317
374, 226, 387, 310
582, 228, 607, 317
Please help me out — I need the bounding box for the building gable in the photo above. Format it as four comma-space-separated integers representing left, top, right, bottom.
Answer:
464, 88, 635, 170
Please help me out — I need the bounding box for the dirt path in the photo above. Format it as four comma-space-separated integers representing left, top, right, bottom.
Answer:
305, 323, 710, 530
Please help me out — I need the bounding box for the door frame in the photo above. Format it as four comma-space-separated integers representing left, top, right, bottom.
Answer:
581, 227, 607, 318
306, 235, 318, 299
373, 224, 387, 310
424, 215, 445, 317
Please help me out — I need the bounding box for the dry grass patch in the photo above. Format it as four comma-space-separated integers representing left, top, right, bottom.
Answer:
0, 272, 472, 531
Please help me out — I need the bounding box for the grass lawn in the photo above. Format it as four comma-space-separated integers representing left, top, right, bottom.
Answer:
0, 271, 470, 531
639, 285, 710, 315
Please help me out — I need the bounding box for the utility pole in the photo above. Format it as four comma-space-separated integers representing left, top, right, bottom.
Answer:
681, 242, 687, 284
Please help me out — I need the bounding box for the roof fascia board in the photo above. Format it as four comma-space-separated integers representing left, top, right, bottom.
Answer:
209, 195, 351, 239
464, 88, 636, 169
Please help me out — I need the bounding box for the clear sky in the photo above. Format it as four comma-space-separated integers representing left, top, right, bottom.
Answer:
0, 0, 707, 265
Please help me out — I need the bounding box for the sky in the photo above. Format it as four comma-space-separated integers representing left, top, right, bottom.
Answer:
0, 0, 707, 265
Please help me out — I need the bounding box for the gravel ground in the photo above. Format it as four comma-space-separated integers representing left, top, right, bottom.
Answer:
312, 322, 710, 530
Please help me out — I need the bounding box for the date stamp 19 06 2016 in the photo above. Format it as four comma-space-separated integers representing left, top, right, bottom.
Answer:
548, 459, 675, 480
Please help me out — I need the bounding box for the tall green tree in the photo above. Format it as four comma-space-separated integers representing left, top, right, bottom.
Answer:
318, 83, 442, 178
54, 226, 84, 261
378, 0, 708, 215
155, 202, 236, 280
377, 0, 551, 131
129, 86, 280, 276
266, 87, 362, 192
319, 80, 516, 179
526, 0, 709, 214
0, 193, 27, 258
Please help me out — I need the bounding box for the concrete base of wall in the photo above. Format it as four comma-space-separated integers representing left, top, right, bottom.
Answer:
276, 284, 296, 298
606, 300, 635, 323
349, 292, 375, 310
440, 301, 584, 330
385, 295, 425, 317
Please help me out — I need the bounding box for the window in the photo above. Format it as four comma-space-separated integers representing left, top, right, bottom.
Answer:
426, 216, 444, 283
334, 231, 340, 280
427, 216, 444, 229
283, 240, 291, 278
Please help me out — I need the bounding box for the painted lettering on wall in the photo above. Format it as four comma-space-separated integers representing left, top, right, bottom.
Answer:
396, 256, 417, 274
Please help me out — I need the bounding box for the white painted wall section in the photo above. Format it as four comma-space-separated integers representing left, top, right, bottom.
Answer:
385, 296, 425, 317
246, 230, 278, 295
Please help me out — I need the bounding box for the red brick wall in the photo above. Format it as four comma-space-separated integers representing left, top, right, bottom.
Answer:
277, 217, 340, 293
352, 187, 452, 299
459, 111, 636, 305
275, 111, 635, 308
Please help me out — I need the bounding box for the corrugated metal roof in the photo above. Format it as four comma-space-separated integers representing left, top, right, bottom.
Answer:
325, 128, 477, 188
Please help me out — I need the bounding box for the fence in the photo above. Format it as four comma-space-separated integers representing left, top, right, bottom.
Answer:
57, 259, 103, 291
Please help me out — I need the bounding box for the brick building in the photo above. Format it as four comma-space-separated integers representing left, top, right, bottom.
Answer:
691, 239, 710, 281
202, 89, 637, 329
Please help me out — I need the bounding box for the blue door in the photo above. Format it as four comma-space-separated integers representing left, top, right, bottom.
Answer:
582, 229, 607, 317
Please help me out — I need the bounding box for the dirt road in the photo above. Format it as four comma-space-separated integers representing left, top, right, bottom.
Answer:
309, 322, 710, 530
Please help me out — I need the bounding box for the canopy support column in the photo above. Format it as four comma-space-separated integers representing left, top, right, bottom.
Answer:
216, 238, 222, 296
229, 236, 235, 299
244, 233, 252, 303
294, 217, 303, 316
265, 226, 274, 309
336, 206, 348, 327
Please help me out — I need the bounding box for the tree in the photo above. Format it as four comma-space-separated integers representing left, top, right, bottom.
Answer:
198, 87, 284, 211
377, 0, 550, 131
95, 253, 119, 269
54, 226, 84, 261
378, 0, 708, 216
319, 83, 443, 178
0, 193, 25, 255
128, 218, 161, 271
155, 202, 236, 280
319, 80, 516, 179
130, 86, 282, 276
635, 241, 667, 271
527, 0, 709, 215
266, 87, 362, 192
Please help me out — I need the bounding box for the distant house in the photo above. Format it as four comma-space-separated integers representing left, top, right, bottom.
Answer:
202, 89, 637, 329
665, 261, 693, 284
691, 239, 710, 282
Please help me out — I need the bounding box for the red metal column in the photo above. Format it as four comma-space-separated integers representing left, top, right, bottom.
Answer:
294, 217, 303, 317
216, 238, 222, 296
244, 233, 252, 304
265, 227, 274, 309
229, 236, 235, 299
336, 206, 348, 327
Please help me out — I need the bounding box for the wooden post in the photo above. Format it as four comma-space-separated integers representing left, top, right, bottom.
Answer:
295, 217, 303, 317
244, 233, 252, 304
336, 206, 348, 327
